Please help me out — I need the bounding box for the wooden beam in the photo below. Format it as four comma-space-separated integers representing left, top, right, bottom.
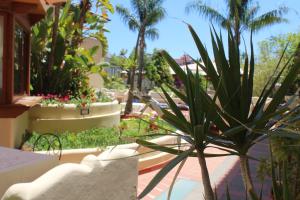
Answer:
0, 96, 42, 118
0, 3, 11, 12
45, 0, 66, 4
12, 2, 38, 14
28, 14, 44, 25
3, 13, 14, 104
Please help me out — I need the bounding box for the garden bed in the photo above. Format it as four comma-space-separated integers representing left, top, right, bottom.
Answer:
26, 118, 174, 150
24, 118, 178, 170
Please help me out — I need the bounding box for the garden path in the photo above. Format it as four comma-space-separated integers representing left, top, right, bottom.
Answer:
138, 139, 271, 200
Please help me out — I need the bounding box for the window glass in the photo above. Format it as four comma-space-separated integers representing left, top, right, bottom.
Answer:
0, 16, 3, 97
14, 24, 27, 95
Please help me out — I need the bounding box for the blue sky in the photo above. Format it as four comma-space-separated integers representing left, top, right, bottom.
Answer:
106, 0, 300, 58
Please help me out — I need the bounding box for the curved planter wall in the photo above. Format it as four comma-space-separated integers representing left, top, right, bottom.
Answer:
29, 101, 121, 133
46, 135, 183, 173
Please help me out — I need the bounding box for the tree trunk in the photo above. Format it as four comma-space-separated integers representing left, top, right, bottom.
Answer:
137, 30, 145, 92
234, 15, 240, 46
48, 4, 60, 79
72, 0, 91, 49
124, 29, 140, 115
240, 155, 258, 199
196, 149, 215, 200
127, 70, 131, 85
124, 67, 136, 114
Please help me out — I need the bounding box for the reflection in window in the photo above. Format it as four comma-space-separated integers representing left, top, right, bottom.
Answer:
0, 16, 3, 97
14, 24, 27, 95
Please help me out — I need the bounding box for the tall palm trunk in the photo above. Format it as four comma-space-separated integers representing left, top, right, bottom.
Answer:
124, 32, 140, 114
137, 29, 145, 92
234, 23, 241, 46
124, 67, 136, 114
233, 5, 241, 47
196, 149, 215, 200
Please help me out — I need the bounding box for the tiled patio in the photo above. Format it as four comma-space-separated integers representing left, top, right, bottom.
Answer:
138, 140, 271, 200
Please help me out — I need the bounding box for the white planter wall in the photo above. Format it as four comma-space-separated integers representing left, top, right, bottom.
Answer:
29, 101, 121, 133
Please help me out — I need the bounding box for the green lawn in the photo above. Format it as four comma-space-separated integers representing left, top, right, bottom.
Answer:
25, 118, 175, 151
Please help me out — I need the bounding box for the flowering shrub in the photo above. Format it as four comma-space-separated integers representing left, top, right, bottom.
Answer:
39, 91, 112, 107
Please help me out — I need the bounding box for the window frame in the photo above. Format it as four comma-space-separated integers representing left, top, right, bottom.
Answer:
12, 18, 31, 102
0, 12, 7, 104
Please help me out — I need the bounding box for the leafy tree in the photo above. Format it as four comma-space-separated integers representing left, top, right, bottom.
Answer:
254, 31, 300, 96
116, 0, 166, 92
31, 0, 113, 96
146, 49, 173, 86
186, 0, 288, 45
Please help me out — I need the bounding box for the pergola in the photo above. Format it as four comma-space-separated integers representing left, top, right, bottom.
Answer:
0, 0, 65, 118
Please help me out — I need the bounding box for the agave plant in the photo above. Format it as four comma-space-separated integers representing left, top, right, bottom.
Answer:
137, 24, 300, 200
187, 24, 300, 199
137, 64, 234, 200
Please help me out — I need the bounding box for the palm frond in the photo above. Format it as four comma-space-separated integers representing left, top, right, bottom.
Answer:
116, 5, 140, 32
244, 4, 260, 21
131, 0, 145, 20
145, 27, 159, 40
241, 4, 260, 31
186, 0, 227, 26
144, 6, 166, 26
250, 6, 289, 32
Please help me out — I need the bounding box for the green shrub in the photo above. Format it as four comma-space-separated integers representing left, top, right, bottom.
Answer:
25, 118, 174, 150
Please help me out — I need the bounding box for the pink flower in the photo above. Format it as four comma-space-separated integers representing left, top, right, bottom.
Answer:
63, 95, 70, 102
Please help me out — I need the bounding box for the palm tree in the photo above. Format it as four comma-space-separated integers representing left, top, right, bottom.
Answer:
116, 0, 166, 93
186, 0, 288, 45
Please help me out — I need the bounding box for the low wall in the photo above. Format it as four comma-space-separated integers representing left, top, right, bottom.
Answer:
54, 148, 103, 164
29, 101, 121, 133
0, 147, 58, 197
48, 135, 182, 172
2, 149, 138, 200
120, 102, 146, 114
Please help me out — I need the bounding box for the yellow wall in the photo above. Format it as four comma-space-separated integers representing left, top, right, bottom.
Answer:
0, 111, 29, 148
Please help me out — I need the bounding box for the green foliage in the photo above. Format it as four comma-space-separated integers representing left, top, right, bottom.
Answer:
107, 50, 137, 91
146, 49, 174, 86
138, 23, 300, 199
25, 118, 173, 150
104, 77, 127, 90
263, 108, 300, 200
116, 0, 166, 91
116, 0, 166, 35
186, 0, 288, 44
31, 0, 113, 97
109, 49, 138, 70
254, 31, 300, 96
